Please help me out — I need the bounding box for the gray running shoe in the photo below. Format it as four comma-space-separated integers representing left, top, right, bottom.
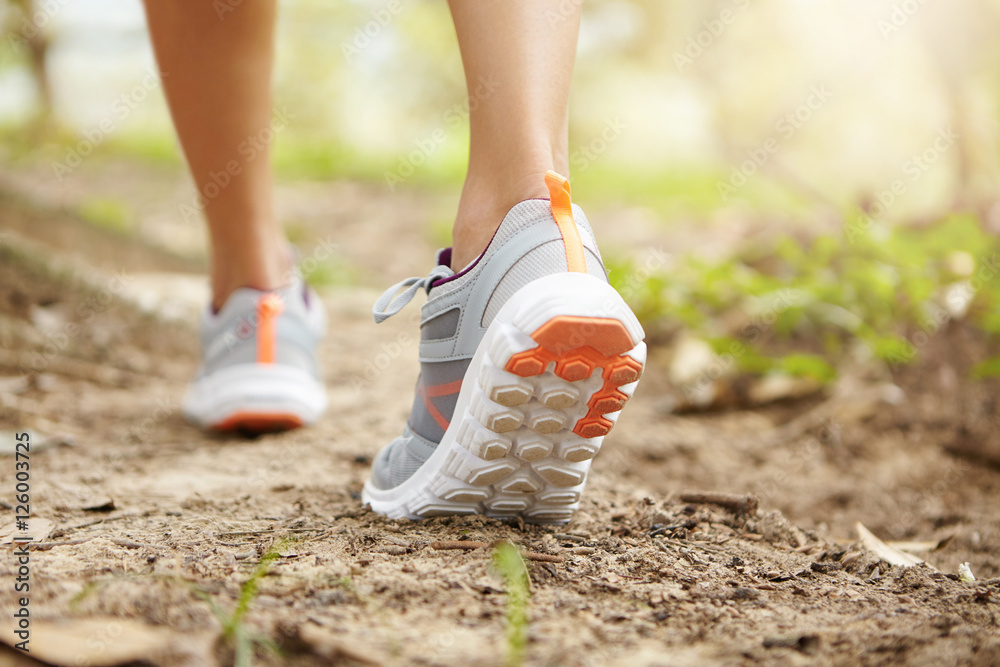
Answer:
363, 172, 645, 523
183, 279, 327, 432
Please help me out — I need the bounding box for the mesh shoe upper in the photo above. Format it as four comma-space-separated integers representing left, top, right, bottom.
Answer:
195, 279, 326, 380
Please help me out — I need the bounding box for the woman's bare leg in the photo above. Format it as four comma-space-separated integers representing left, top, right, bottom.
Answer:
142, 0, 287, 309
447, 0, 581, 270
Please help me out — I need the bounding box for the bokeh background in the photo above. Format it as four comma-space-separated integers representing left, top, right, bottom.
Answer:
4, 0, 999, 214
3, 0, 1000, 392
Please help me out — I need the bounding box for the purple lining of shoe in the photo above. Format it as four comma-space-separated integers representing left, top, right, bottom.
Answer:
430, 244, 485, 289
429, 197, 551, 289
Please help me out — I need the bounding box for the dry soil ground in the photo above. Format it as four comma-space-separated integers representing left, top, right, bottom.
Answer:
0, 166, 999, 666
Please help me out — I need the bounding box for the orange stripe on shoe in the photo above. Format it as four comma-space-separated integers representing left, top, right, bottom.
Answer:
417, 380, 454, 431
544, 170, 587, 273
423, 379, 463, 397
256, 294, 285, 364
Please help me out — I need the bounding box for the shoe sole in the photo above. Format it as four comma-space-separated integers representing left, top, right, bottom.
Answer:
183, 363, 328, 433
362, 272, 645, 524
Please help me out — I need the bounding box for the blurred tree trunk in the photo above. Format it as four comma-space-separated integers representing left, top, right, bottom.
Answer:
6, 0, 53, 124
918, 0, 1000, 215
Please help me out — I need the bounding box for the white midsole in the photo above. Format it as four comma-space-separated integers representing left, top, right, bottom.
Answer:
183, 363, 328, 427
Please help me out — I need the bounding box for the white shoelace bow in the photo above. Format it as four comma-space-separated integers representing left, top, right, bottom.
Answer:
372, 264, 454, 323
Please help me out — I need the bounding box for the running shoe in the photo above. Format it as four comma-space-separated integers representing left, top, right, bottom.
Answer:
362, 171, 645, 523
183, 278, 327, 432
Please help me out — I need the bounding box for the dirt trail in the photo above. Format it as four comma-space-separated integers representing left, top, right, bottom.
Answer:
1, 173, 999, 666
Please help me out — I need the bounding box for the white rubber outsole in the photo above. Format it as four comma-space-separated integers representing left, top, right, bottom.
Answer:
362, 272, 646, 524
183, 363, 328, 431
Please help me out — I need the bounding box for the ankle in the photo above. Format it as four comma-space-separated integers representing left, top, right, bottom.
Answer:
450, 170, 552, 270
210, 244, 294, 310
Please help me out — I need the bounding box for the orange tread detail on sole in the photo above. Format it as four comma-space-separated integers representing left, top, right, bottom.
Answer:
504, 316, 643, 438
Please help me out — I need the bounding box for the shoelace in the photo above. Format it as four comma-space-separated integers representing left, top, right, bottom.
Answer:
372, 264, 454, 323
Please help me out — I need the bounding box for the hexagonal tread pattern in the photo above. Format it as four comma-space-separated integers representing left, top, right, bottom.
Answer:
505, 317, 643, 439
404, 309, 644, 525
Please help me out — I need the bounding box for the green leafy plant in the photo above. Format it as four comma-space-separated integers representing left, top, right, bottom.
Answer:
195, 539, 293, 667
492, 542, 531, 667
610, 213, 1000, 380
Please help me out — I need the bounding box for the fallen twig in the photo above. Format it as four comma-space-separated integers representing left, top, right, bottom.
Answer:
110, 538, 157, 550
28, 539, 91, 551
522, 551, 563, 563
430, 540, 488, 551
49, 513, 134, 539
553, 533, 587, 543
679, 491, 759, 515
684, 541, 724, 554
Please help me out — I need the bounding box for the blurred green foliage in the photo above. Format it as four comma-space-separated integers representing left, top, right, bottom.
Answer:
300, 255, 359, 288
4, 0, 998, 226
609, 213, 1000, 380
76, 196, 130, 233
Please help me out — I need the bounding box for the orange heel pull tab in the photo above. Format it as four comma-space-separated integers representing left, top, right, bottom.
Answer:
544, 171, 587, 273
257, 294, 284, 364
